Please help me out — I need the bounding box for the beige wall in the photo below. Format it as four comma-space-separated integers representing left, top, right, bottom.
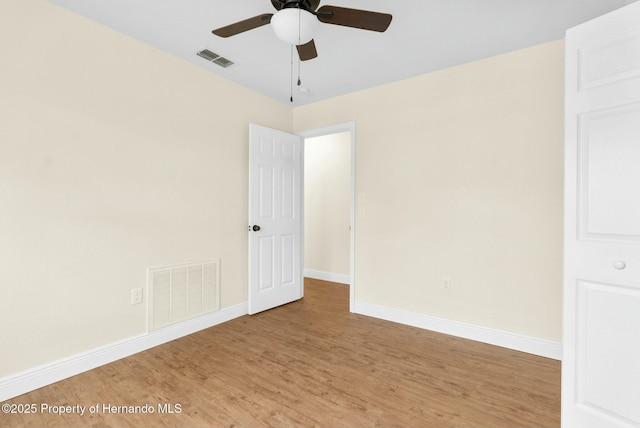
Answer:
0, 1, 291, 377
293, 40, 564, 342
1, 0, 564, 381
304, 132, 351, 276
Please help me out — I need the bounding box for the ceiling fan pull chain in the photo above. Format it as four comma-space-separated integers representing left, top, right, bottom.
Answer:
290, 44, 294, 103
297, 53, 302, 86
297, 7, 302, 87
298, 6, 301, 45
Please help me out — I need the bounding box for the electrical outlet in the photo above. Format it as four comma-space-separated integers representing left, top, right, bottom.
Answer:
131, 288, 143, 305
442, 277, 452, 291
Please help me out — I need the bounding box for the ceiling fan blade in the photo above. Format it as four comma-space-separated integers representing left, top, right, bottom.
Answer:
317, 6, 392, 32
297, 39, 318, 61
212, 14, 273, 38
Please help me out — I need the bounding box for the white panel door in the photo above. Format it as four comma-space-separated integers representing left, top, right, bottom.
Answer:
248, 124, 303, 315
564, 2, 640, 427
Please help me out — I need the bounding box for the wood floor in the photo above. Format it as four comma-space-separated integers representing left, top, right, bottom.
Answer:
3, 278, 561, 427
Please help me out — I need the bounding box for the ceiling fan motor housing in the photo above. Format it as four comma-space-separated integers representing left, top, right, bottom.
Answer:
273, 0, 320, 13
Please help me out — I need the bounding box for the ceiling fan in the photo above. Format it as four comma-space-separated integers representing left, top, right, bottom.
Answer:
212, 0, 393, 61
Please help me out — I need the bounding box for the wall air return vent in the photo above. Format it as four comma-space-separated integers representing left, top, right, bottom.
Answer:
148, 259, 221, 331
197, 49, 234, 68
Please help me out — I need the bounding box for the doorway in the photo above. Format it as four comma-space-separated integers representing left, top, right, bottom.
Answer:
298, 122, 356, 312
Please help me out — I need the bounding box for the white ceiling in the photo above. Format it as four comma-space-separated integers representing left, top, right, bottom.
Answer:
50, 0, 636, 106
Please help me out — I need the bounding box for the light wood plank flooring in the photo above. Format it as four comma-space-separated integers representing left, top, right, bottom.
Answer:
3, 278, 560, 427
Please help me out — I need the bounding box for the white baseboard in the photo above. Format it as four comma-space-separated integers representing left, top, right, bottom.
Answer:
304, 269, 350, 285
1, 299, 561, 402
354, 301, 562, 360
0, 302, 248, 402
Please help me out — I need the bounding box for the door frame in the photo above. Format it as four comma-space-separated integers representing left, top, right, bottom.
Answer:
297, 121, 356, 312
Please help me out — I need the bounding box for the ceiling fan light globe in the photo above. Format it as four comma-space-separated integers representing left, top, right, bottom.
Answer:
271, 8, 318, 45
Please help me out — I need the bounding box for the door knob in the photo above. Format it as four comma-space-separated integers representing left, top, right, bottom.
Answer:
612, 260, 626, 270
252, 225, 261, 232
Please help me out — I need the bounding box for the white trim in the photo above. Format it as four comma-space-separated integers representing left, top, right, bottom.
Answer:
304, 269, 350, 285
298, 121, 357, 311
0, 302, 248, 402
1, 298, 561, 402
348, 125, 356, 312
354, 301, 562, 360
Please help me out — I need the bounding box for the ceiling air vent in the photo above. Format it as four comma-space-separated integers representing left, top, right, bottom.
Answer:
212, 56, 234, 68
197, 49, 234, 68
197, 49, 219, 61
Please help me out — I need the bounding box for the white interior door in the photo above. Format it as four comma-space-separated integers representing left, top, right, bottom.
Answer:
248, 124, 303, 315
563, 2, 640, 427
